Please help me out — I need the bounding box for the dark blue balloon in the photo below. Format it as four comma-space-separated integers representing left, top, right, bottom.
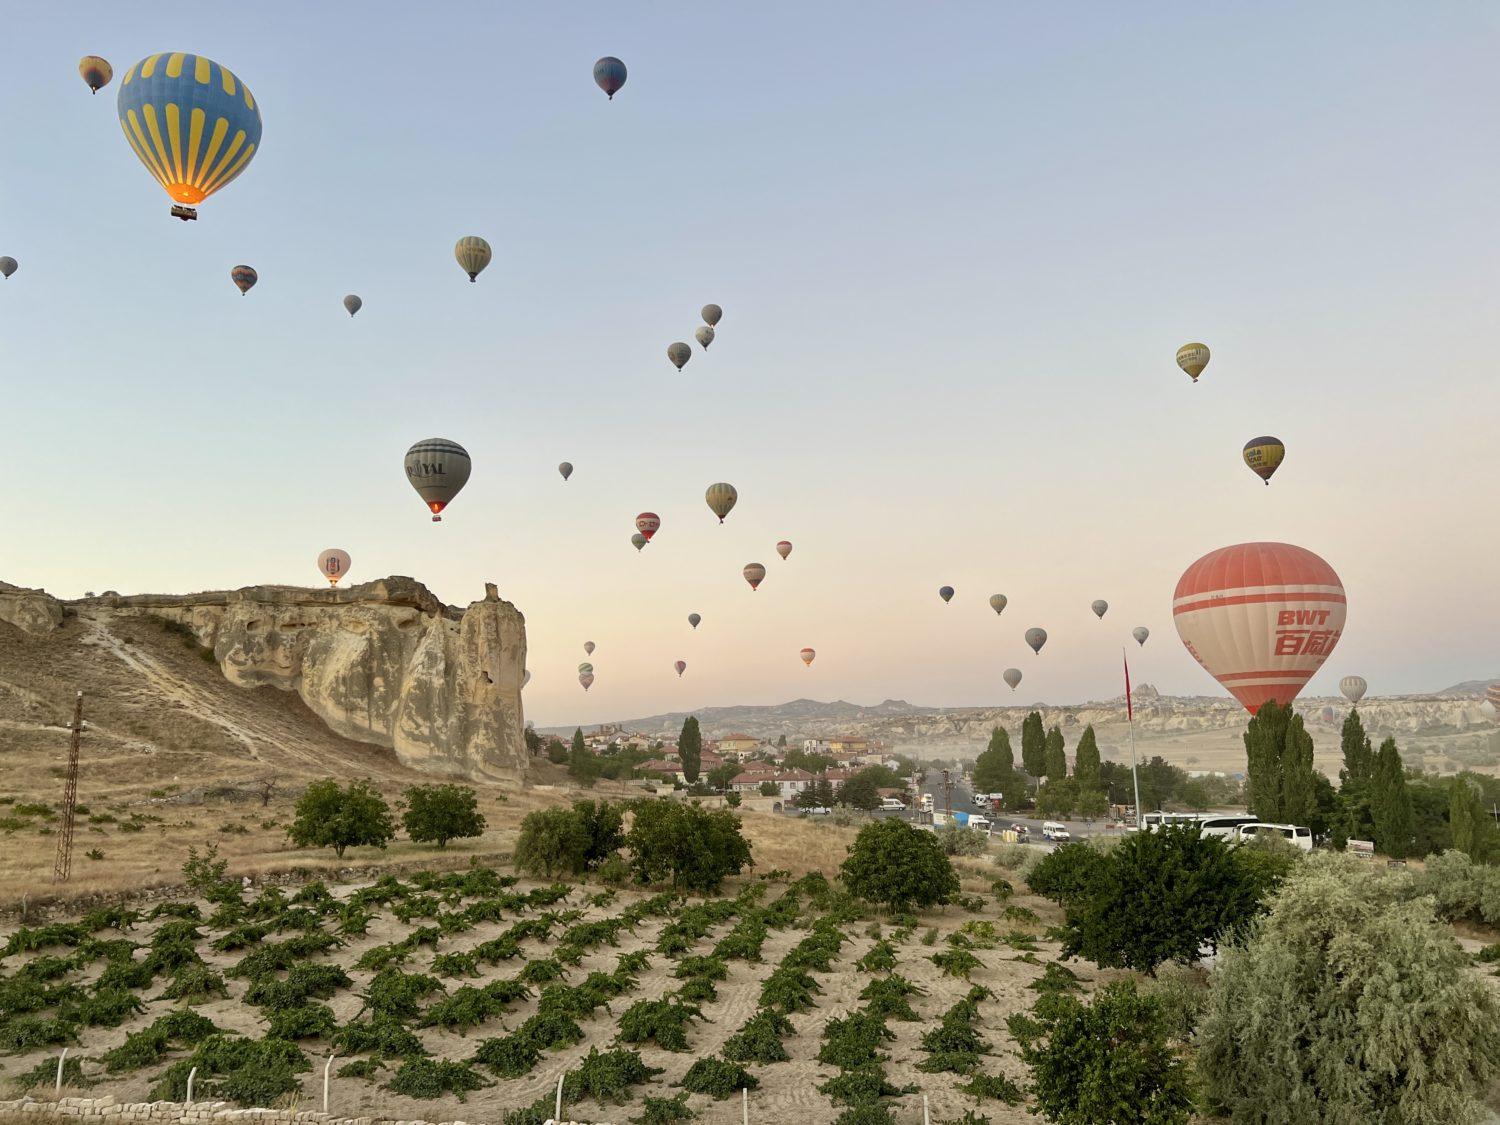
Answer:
593, 56, 627, 100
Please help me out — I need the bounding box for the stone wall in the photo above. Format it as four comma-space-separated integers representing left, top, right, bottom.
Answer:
0, 1097, 603, 1125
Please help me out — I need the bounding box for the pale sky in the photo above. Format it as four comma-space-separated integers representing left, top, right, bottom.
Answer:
2, 2, 1496, 727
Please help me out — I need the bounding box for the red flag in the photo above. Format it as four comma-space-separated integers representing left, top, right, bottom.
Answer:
1123, 650, 1133, 722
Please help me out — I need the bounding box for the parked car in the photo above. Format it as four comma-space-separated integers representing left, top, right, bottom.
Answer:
1041, 820, 1071, 842
801, 806, 831, 816
1235, 822, 1313, 851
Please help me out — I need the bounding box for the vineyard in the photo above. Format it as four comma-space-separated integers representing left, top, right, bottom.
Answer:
0, 850, 1076, 1124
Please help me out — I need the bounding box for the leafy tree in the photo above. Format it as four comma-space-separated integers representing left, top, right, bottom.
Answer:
1243, 701, 1316, 825
1198, 854, 1500, 1123
1339, 708, 1374, 787
1449, 774, 1496, 862
705, 762, 738, 791
1370, 737, 1415, 858
514, 808, 588, 877
782, 748, 835, 773
569, 729, 599, 787
523, 727, 543, 756
1034, 779, 1076, 819
546, 738, 568, 764
1073, 725, 1100, 789
758, 781, 780, 798
401, 784, 486, 848
286, 780, 395, 858
1008, 979, 1193, 1125
572, 800, 625, 869
1021, 711, 1046, 777
625, 800, 752, 893
1043, 727, 1067, 782
1075, 787, 1109, 820
1027, 841, 1111, 906
837, 771, 881, 811
678, 716, 702, 783
797, 778, 835, 809
972, 727, 1015, 796
841, 820, 959, 911
1176, 779, 1210, 811
777, 735, 787, 748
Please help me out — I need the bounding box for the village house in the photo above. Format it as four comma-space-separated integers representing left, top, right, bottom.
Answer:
729, 767, 815, 801
717, 733, 762, 755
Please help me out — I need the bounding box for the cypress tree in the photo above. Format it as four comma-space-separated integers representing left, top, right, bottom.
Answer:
972, 727, 1016, 798
1243, 701, 1316, 824
1369, 738, 1414, 859
679, 716, 703, 783
1339, 709, 1374, 788
1074, 725, 1101, 789
1044, 727, 1067, 782
1021, 711, 1046, 777
1448, 775, 1493, 862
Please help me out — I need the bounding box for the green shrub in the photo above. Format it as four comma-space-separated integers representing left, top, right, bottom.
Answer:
958, 1073, 1023, 1103
333, 1017, 427, 1060
818, 1065, 910, 1107
677, 1056, 757, 1099
1026, 840, 1110, 905
150, 1035, 308, 1107
632, 1092, 697, 1124
918, 988, 990, 1075
361, 967, 443, 1021
721, 1008, 793, 1064
1028, 963, 1081, 995
0, 1015, 78, 1055
759, 964, 821, 1013
286, 778, 395, 857
6, 1053, 92, 1093
267, 1002, 336, 1040
402, 783, 487, 848
626, 799, 753, 893
1412, 849, 1500, 926
858, 973, 923, 1021
931, 949, 983, 979
102, 1011, 222, 1072
936, 824, 990, 857
857, 939, 898, 973
419, 979, 531, 1033
818, 1011, 895, 1069
384, 1057, 491, 1101
563, 1046, 663, 1105
336, 1058, 383, 1080
615, 998, 703, 1051
841, 819, 959, 911
69, 987, 144, 1027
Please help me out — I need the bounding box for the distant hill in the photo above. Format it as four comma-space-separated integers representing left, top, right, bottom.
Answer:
1433, 678, 1499, 697
538, 697, 938, 739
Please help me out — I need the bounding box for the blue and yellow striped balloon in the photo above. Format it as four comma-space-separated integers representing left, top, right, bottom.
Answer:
117, 52, 262, 212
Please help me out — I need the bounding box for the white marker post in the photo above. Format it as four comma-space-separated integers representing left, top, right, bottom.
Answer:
324, 1056, 335, 1114
55, 1048, 68, 1093
742, 1086, 749, 1124
186, 1066, 198, 1106
555, 1073, 564, 1121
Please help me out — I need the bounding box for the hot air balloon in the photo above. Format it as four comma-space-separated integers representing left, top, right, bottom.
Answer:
989, 594, 1007, 616
454, 236, 491, 282
705, 483, 737, 523
593, 56, 627, 100
404, 438, 472, 522
667, 342, 691, 371
743, 563, 766, 591
579, 672, 595, 691
230, 265, 257, 295
635, 513, 660, 542
674, 660, 687, 677
631, 533, 647, 552
1176, 342, 1210, 383
1243, 437, 1285, 485
343, 294, 362, 317
558, 462, 573, 482
316, 548, 351, 586
1481, 699, 1496, 721
688, 613, 701, 629
702, 304, 722, 327
1339, 676, 1367, 705
522, 670, 531, 688
0, 257, 18, 279
938, 586, 954, 604
800, 648, 816, 667
117, 53, 262, 220
1091, 600, 1109, 619
1173, 542, 1345, 714
1025, 628, 1048, 654
79, 56, 113, 94
1487, 683, 1500, 714
776, 540, 792, 561
584, 641, 595, 656
1319, 705, 1338, 723
1132, 626, 1150, 647
695, 326, 715, 349
1003, 668, 1022, 691
578, 662, 594, 675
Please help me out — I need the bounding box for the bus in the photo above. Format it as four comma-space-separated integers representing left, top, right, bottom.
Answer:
1138, 812, 1259, 839
1236, 823, 1314, 852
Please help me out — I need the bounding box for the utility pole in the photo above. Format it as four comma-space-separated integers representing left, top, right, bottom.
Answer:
941, 768, 953, 820
53, 692, 83, 884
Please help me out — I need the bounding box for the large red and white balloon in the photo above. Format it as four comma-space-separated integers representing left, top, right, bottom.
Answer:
1173, 542, 1346, 714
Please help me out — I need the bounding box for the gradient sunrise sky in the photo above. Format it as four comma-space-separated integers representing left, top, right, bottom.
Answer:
1, 2, 1495, 726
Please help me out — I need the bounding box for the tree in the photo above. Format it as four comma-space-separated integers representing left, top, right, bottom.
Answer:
798, 778, 835, 809
1075, 787, 1109, 819
625, 800, 752, 893
972, 727, 1016, 797
569, 728, 598, 787
705, 762, 738, 791
286, 779, 395, 858
782, 749, 835, 773
777, 735, 787, 748
402, 784, 486, 848
1449, 775, 1495, 862
758, 781, 780, 798
1073, 725, 1101, 789
572, 799, 625, 869
837, 771, 880, 811
1243, 701, 1316, 825
523, 726, 543, 756
1021, 711, 1046, 777
514, 807, 589, 877
840, 819, 959, 911
678, 716, 702, 783
1370, 737, 1415, 858
1028, 841, 1111, 906
1034, 779, 1077, 819
1177, 779, 1210, 811
1339, 708, 1374, 787
1043, 727, 1067, 782
1198, 854, 1500, 1124
1007, 980, 1193, 1125
546, 738, 568, 764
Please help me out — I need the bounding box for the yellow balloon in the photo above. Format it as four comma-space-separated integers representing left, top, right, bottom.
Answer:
1176, 342, 1210, 382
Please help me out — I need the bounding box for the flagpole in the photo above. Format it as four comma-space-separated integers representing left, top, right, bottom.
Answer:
1124, 649, 1142, 829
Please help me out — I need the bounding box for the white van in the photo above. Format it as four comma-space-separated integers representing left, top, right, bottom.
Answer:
968, 815, 992, 834
1041, 821, 1070, 841
972, 793, 991, 807
1236, 823, 1313, 852
880, 797, 907, 811
1196, 815, 1260, 840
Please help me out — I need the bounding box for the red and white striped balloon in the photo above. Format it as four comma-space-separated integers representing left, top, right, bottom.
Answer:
1173, 542, 1346, 714
799, 647, 816, 667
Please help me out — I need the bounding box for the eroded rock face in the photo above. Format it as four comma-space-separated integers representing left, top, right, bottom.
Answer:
100, 577, 527, 781
0, 582, 64, 635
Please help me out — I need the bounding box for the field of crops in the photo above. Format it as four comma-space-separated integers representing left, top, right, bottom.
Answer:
0, 856, 1081, 1125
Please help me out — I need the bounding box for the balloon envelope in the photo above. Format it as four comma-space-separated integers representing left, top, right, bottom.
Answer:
743, 563, 766, 591
1486, 683, 1500, 714
776, 540, 792, 560
558, 462, 573, 481
230, 265, 257, 294
579, 672, 594, 691
578, 662, 593, 675
938, 586, 954, 603
1025, 628, 1047, 653
0, 257, 15, 279
1320, 705, 1338, 723
1091, 599, 1109, 619
1132, 626, 1150, 647
404, 438, 472, 521
799, 648, 815, 666
695, 326, 715, 349
79, 55, 113, 93
1173, 541, 1345, 714
454, 236, 491, 282
343, 294, 362, 317
631, 533, 647, 551
705, 483, 737, 523
1243, 436, 1286, 484
674, 661, 687, 677
1176, 342, 1210, 381
1339, 675, 1367, 704
1003, 668, 1022, 690
989, 594, 1007, 615
584, 641, 595, 655
667, 342, 691, 371
635, 513, 660, 541
688, 613, 701, 629
117, 53, 262, 211
317, 549, 350, 586
701, 304, 722, 326
593, 56, 627, 99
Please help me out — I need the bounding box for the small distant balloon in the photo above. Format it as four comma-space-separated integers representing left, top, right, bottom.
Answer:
454, 236, 492, 283
558, 462, 573, 482
701, 304, 722, 327
674, 660, 687, 677
578, 662, 594, 675
1025, 627, 1048, 654
584, 641, 595, 656
579, 671, 595, 691
989, 594, 1007, 616
1340, 676, 1368, 705
635, 513, 660, 542
695, 326, 715, 349
938, 586, 954, 604
1091, 599, 1109, 619
1487, 683, 1500, 714
593, 56, 627, 100
631, 533, 647, 552
404, 438, 472, 522
1132, 626, 1150, 647
79, 55, 113, 94
1176, 342, 1210, 383
743, 563, 766, 591
230, 265, 257, 295
705, 483, 738, 523
800, 647, 816, 667
776, 540, 792, 561
1243, 437, 1286, 485
667, 342, 691, 371
343, 294, 362, 317
522, 671, 531, 688
1003, 668, 1022, 691
1320, 705, 1338, 723
317, 548, 351, 586
0, 257, 17, 279
688, 613, 701, 629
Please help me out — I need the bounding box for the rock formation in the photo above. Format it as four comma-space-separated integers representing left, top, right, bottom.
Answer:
89, 577, 527, 782
0, 581, 64, 636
